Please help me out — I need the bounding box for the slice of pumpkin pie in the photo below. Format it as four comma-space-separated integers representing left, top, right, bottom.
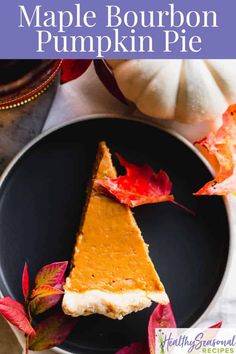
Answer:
62, 142, 168, 320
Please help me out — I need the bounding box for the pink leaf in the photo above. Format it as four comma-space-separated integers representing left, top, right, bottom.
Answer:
30, 285, 64, 315
29, 312, 77, 351
34, 261, 68, 289
0, 297, 35, 336
22, 262, 30, 301
116, 341, 149, 354
96, 154, 174, 208
148, 303, 177, 354
209, 321, 222, 328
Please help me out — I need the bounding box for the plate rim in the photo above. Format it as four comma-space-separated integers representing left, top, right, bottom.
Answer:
0, 114, 233, 354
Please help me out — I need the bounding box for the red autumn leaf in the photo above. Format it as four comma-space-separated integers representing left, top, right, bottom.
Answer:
0, 297, 35, 336
30, 285, 64, 315
96, 154, 174, 208
148, 303, 177, 354
22, 262, 30, 301
29, 312, 77, 351
209, 321, 222, 328
34, 261, 68, 289
194, 104, 236, 196
60, 59, 92, 84
116, 342, 149, 354
94, 60, 128, 105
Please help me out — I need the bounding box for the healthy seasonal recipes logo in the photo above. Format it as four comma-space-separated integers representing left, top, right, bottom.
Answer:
156, 328, 236, 354
17, 2, 219, 56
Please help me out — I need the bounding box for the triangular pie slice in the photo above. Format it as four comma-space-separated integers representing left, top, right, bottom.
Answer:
62, 142, 168, 320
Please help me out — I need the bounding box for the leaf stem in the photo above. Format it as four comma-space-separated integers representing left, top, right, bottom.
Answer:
27, 302, 32, 323
25, 335, 29, 354
25, 302, 31, 353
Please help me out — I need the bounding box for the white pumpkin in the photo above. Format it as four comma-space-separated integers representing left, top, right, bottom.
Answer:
107, 60, 236, 124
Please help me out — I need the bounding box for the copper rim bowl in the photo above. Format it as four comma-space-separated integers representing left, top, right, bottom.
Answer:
0, 59, 62, 110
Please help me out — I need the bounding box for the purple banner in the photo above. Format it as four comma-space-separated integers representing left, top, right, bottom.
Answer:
0, 0, 235, 58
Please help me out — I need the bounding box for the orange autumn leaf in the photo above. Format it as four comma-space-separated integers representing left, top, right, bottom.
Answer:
196, 145, 220, 173
96, 154, 174, 208
195, 104, 236, 196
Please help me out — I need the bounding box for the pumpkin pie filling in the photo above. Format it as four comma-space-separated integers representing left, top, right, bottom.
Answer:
62, 142, 168, 319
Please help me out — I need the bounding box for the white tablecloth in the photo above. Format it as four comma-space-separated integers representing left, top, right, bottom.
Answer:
14, 63, 236, 353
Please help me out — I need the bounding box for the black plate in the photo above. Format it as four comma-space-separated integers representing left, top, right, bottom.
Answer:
0, 117, 230, 354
